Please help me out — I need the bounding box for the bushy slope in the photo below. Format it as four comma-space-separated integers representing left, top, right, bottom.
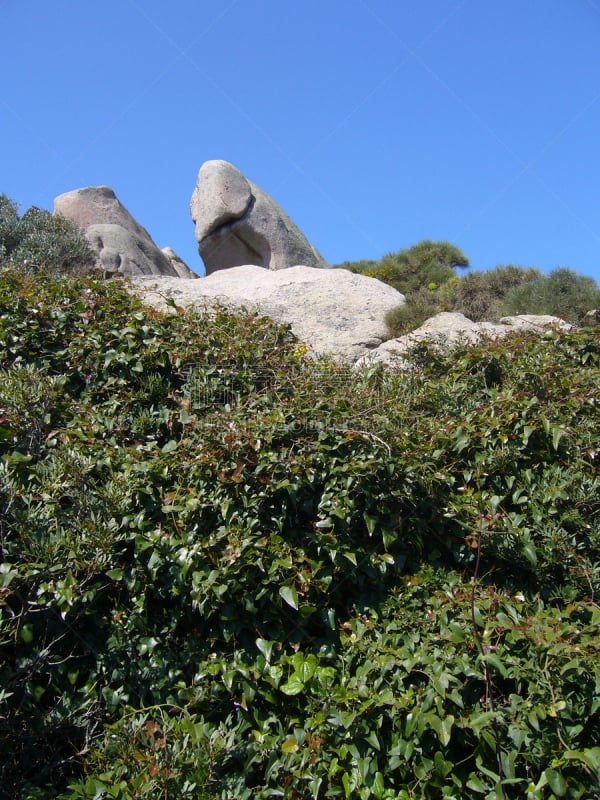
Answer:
335, 241, 600, 334
0, 266, 599, 799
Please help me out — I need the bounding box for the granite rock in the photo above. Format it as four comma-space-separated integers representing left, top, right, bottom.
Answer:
54, 186, 197, 278
190, 160, 328, 274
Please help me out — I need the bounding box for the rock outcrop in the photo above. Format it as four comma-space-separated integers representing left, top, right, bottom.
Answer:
355, 312, 575, 367
190, 160, 328, 274
129, 273, 577, 366
54, 186, 196, 278
130, 266, 405, 364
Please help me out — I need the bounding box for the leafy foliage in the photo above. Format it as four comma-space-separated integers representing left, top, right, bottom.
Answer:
0, 252, 599, 799
0, 194, 95, 274
339, 242, 600, 335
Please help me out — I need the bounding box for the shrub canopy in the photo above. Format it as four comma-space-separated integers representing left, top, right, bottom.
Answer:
0, 194, 95, 274
0, 259, 599, 799
499, 267, 600, 324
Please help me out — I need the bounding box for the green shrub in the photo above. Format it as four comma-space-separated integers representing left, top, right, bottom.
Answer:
499, 267, 600, 324
384, 285, 442, 336
0, 194, 21, 259
1, 262, 600, 799
0, 195, 95, 274
335, 240, 469, 296
453, 265, 540, 321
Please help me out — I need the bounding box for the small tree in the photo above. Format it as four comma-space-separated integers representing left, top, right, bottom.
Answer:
335, 240, 469, 296
367, 240, 469, 295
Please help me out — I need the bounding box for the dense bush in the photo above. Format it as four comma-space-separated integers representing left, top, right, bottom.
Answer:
0, 194, 95, 274
1, 260, 599, 799
499, 267, 600, 324
384, 285, 443, 336
452, 265, 541, 322
335, 240, 469, 296
0, 195, 21, 258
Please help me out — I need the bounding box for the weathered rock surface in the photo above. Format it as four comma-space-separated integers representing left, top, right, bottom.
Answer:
130, 266, 405, 363
161, 247, 197, 279
190, 160, 328, 274
54, 186, 197, 278
355, 312, 575, 367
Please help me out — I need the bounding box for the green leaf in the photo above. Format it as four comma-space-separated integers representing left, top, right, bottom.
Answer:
522, 540, 537, 566
484, 653, 508, 678
0, 564, 18, 588
522, 425, 535, 445
282, 736, 299, 753
543, 767, 567, 797
370, 771, 385, 799
429, 714, 454, 747
466, 774, 489, 793
365, 729, 381, 751
552, 426, 566, 451
256, 638, 274, 662
446, 624, 467, 643
137, 637, 158, 655
291, 652, 317, 683
280, 676, 304, 696
279, 584, 299, 610
20, 624, 34, 644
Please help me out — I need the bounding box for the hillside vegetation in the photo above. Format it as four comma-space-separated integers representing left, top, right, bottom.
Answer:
335, 242, 600, 335
1, 202, 600, 798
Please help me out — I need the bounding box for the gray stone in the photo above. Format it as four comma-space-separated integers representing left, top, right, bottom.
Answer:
498, 314, 575, 331
356, 312, 575, 368
54, 186, 151, 239
54, 186, 197, 278
190, 160, 329, 274
129, 265, 405, 364
190, 160, 252, 242
85, 224, 189, 278
162, 247, 197, 279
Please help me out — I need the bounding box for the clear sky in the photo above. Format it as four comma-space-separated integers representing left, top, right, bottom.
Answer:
2, 1, 600, 281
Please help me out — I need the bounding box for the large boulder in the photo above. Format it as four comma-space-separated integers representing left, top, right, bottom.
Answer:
190, 160, 329, 274
54, 186, 197, 278
129, 266, 405, 363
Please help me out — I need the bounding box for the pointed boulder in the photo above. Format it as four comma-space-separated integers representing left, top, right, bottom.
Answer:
190, 160, 328, 274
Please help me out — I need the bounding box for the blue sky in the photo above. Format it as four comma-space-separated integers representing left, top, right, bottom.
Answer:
2, 0, 600, 281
